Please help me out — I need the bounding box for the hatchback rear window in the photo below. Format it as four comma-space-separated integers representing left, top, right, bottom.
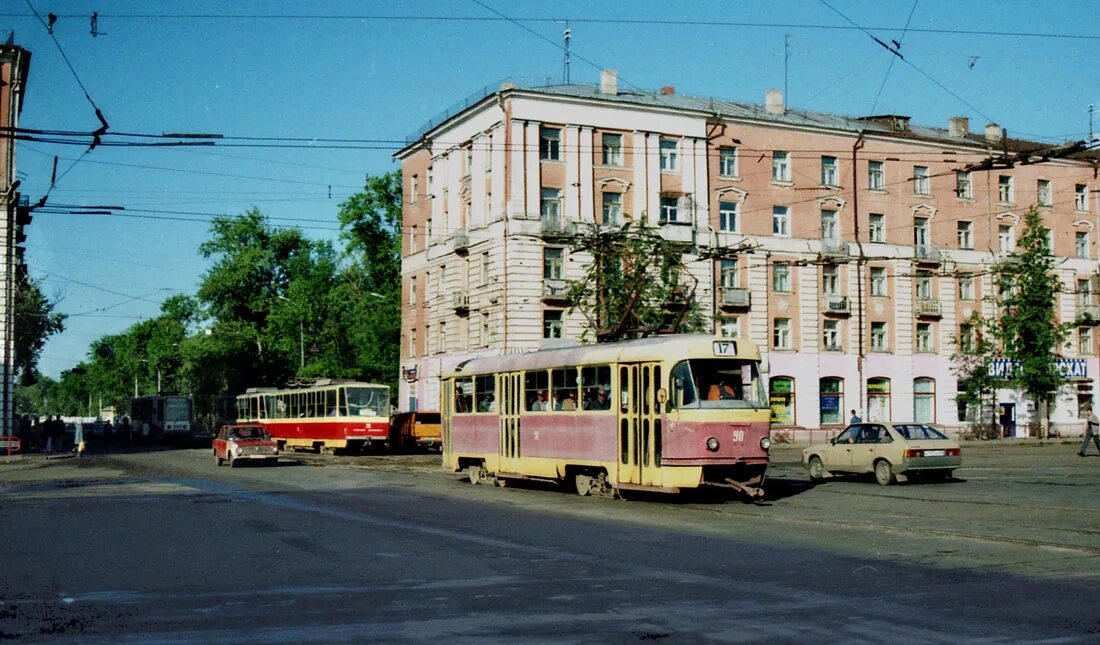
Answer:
893, 424, 948, 440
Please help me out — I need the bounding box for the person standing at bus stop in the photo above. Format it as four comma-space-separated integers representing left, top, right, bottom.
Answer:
1079, 407, 1100, 457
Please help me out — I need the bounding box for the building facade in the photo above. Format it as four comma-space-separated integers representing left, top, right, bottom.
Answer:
396, 72, 1099, 440
1, 39, 30, 437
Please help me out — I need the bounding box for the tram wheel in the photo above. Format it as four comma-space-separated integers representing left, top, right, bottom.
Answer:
468, 465, 482, 485
574, 473, 593, 496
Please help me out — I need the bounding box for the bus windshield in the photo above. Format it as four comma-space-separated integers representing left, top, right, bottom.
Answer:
669, 359, 767, 409
164, 397, 191, 423
345, 387, 389, 417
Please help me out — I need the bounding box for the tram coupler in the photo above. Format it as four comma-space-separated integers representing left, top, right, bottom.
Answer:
723, 478, 766, 499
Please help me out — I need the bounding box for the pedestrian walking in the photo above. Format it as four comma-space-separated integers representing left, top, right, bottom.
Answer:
1079, 407, 1100, 457
849, 410, 862, 424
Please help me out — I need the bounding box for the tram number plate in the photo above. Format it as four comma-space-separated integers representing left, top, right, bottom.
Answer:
731, 429, 745, 443
713, 340, 738, 356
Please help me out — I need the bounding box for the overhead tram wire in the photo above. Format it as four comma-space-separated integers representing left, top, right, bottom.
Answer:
868, 0, 919, 116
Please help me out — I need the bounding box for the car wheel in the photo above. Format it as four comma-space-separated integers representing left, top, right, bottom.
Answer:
215, 452, 223, 466
228, 454, 236, 469
807, 456, 826, 482
874, 459, 895, 486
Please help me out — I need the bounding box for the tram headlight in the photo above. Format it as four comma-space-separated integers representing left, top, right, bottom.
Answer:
706, 436, 720, 452
760, 437, 772, 451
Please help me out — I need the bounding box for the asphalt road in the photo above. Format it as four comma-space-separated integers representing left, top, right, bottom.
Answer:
1, 441, 1098, 642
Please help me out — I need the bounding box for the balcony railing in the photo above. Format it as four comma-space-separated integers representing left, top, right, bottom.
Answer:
718, 286, 750, 309
542, 278, 570, 303
540, 216, 575, 238
916, 298, 942, 317
452, 229, 469, 254
1077, 303, 1100, 323
821, 237, 848, 256
452, 290, 469, 313
914, 244, 940, 263
825, 295, 850, 314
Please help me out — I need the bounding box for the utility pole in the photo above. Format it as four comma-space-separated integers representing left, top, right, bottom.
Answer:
299, 318, 305, 369
784, 34, 790, 104
562, 24, 571, 84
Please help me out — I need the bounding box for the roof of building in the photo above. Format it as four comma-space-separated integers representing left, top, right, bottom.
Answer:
402, 80, 1099, 163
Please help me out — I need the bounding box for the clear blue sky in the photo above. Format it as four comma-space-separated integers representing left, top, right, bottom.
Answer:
7, 0, 1098, 379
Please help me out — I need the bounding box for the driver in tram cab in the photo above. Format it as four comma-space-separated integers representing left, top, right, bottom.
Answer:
706, 379, 739, 401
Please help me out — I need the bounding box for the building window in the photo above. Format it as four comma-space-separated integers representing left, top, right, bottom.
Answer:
998, 175, 1014, 203
773, 205, 790, 237
719, 259, 738, 287
955, 171, 972, 199
870, 267, 887, 297
409, 277, 417, 305
957, 221, 973, 249
999, 225, 1013, 253
540, 127, 561, 161
821, 156, 839, 187
1076, 232, 1089, 259
820, 377, 843, 423
1044, 227, 1054, 253
602, 192, 622, 225
914, 378, 935, 423
1080, 328, 1094, 355
410, 174, 418, 204
916, 271, 932, 299
464, 146, 473, 174
773, 318, 791, 350
867, 377, 891, 421
868, 160, 885, 190
823, 321, 841, 352
871, 322, 888, 352
719, 317, 739, 339
543, 247, 563, 280
719, 201, 740, 232
481, 312, 490, 345
1078, 279, 1092, 306
409, 329, 417, 358
821, 209, 839, 240
1076, 184, 1089, 211
772, 263, 791, 292
540, 188, 561, 220
438, 320, 447, 353
769, 376, 795, 425
916, 322, 933, 353
543, 310, 563, 339
482, 252, 490, 285
959, 274, 975, 301
601, 133, 623, 166
719, 146, 738, 177
772, 151, 790, 182
659, 196, 679, 223
913, 166, 930, 195
869, 213, 885, 243
1037, 179, 1052, 207
659, 138, 679, 171
822, 264, 839, 295
914, 217, 930, 250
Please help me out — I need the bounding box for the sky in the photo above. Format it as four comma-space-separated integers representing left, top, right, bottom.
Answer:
5, 0, 1099, 379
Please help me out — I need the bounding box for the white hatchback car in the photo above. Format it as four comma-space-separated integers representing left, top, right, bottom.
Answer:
802, 422, 962, 485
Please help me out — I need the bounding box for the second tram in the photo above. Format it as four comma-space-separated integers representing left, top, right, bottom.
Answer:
442, 334, 772, 497
236, 380, 391, 453
131, 394, 196, 443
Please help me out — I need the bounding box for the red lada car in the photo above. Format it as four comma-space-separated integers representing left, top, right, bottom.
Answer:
213, 424, 279, 467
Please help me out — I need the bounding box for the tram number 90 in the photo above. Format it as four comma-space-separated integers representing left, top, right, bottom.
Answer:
731, 429, 745, 443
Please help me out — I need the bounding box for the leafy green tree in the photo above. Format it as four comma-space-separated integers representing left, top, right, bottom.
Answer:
12, 275, 66, 385
952, 311, 999, 435
992, 207, 1072, 438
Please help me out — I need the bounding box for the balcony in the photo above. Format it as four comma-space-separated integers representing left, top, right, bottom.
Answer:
718, 286, 751, 310
824, 295, 850, 315
821, 237, 848, 257
1077, 303, 1100, 324
913, 244, 941, 265
452, 290, 469, 314
658, 221, 696, 245
542, 278, 571, 304
664, 284, 693, 309
540, 216, 575, 239
452, 229, 469, 255
915, 298, 942, 318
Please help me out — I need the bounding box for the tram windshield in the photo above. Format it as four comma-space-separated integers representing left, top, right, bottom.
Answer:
164, 397, 191, 423
345, 386, 390, 417
669, 359, 767, 409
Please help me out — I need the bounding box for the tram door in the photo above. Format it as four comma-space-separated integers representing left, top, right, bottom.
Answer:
618, 362, 662, 487
441, 379, 453, 462
499, 372, 522, 474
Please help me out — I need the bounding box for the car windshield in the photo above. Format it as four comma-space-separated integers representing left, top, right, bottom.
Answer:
230, 427, 267, 440
345, 386, 390, 417
893, 424, 948, 440
669, 359, 767, 409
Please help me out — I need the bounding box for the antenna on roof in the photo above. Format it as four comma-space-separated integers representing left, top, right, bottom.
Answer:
562, 23, 571, 84
784, 34, 790, 106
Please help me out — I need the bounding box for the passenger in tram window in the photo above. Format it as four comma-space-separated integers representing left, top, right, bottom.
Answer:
478, 393, 495, 412
530, 389, 550, 411
559, 390, 578, 411
586, 387, 610, 410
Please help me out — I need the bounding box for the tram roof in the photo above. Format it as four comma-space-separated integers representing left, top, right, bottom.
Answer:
240, 381, 388, 396
446, 334, 760, 377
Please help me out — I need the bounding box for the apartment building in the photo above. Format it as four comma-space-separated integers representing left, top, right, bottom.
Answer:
1, 38, 30, 438
395, 71, 1099, 439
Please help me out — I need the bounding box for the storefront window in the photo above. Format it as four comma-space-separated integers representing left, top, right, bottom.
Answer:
913, 377, 935, 423
770, 376, 795, 425
867, 377, 891, 421
819, 377, 843, 425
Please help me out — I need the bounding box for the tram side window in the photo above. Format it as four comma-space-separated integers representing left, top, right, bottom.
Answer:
581, 365, 612, 411
336, 388, 349, 416
525, 370, 550, 411
671, 361, 697, 407
275, 396, 287, 419
552, 367, 579, 411
455, 377, 474, 414
325, 389, 338, 416
475, 375, 496, 412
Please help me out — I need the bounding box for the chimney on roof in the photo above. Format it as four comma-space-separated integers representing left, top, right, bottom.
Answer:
948, 116, 969, 138
984, 122, 1004, 143
765, 89, 785, 115
660, 86, 676, 96
600, 69, 618, 96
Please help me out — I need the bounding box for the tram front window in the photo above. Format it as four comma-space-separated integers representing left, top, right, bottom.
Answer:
670, 359, 766, 409
345, 387, 390, 417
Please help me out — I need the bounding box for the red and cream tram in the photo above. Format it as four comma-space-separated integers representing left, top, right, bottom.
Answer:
236, 380, 391, 453
441, 334, 772, 497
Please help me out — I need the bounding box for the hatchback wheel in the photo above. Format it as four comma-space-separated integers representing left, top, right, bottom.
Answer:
807, 456, 826, 482
214, 452, 223, 466
874, 459, 895, 486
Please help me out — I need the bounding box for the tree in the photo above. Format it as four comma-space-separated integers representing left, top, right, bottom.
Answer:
12, 275, 66, 385
951, 311, 999, 435
991, 207, 1072, 438
566, 222, 707, 342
